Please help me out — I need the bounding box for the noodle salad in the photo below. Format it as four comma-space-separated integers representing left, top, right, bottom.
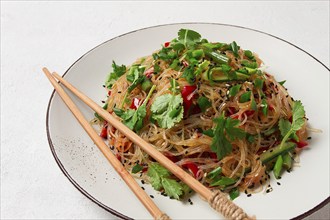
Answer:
94, 29, 309, 200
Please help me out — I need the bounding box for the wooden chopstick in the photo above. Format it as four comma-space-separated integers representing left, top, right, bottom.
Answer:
43, 68, 170, 220
51, 71, 254, 220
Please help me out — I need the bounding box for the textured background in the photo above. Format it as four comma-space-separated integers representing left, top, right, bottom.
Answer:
1, 1, 329, 219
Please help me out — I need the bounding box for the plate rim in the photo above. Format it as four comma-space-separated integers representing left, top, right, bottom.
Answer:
45, 22, 330, 220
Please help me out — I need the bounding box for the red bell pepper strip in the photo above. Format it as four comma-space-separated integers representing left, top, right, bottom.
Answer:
182, 162, 199, 178
181, 85, 197, 114
163, 151, 179, 163
129, 98, 141, 110
100, 121, 108, 138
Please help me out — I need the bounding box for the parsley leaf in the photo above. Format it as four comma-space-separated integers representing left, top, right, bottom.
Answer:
279, 100, 306, 146
151, 94, 184, 129
105, 61, 126, 88
147, 162, 188, 200
211, 114, 246, 160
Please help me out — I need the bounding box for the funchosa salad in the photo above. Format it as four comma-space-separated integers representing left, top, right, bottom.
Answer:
93, 29, 310, 200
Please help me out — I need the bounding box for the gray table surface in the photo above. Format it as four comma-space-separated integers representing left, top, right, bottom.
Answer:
1, 1, 329, 219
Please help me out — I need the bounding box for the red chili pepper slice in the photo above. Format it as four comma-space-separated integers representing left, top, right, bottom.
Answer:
164, 42, 170, 47
144, 67, 154, 78
182, 60, 189, 67
181, 85, 197, 114
292, 140, 308, 148
100, 121, 108, 138
108, 90, 111, 96
182, 162, 199, 178
129, 98, 141, 110
244, 110, 255, 117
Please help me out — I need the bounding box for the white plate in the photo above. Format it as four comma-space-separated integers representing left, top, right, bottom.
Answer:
46, 23, 329, 219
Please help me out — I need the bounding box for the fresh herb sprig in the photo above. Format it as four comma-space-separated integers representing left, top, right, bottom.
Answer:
279, 100, 306, 147
150, 93, 184, 129
105, 61, 126, 89
209, 113, 246, 160
119, 85, 156, 132
147, 162, 189, 200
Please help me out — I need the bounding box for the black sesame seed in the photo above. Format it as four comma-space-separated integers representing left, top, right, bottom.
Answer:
277, 182, 281, 185
190, 202, 193, 205
141, 180, 145, 184
118, 91, 122, 94
244, 190, 248, 194
141, 187, 145, 190
247, 194, 252, 197
102, 85, 106, 88
307, 137, 312, 140
150, 195, 154, 198
188, 199, 191, 202
101, 100, 105, 103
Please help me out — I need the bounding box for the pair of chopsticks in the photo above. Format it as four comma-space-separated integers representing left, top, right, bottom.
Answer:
43, 67, 254, 220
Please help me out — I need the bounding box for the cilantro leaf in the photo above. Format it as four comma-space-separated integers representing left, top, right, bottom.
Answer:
161, 177, 183, 200
120, 85, 156, 132
181, 65, 196, 84
126, 65, 146, 92
178, 29, 202, 48
211, 114, 246, 160
151, 94, 183, 129
147, 162, 170, 190
147, 162, 187, 200
225, 117, 246, 140
279, 118, 291, 138
279, 100, 306, 146
211, 116, 231, 160
105, 61, 126, 88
